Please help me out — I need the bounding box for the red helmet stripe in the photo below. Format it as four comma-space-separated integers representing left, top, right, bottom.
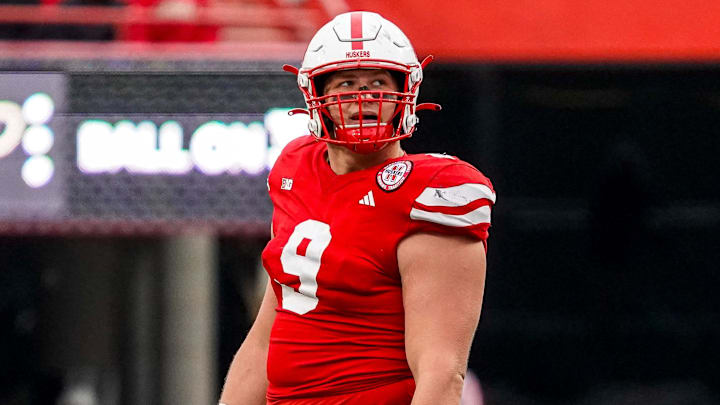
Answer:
350, 12, 364, 50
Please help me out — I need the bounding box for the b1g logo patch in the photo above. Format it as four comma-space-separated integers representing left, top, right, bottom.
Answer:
376, 160, 413, 192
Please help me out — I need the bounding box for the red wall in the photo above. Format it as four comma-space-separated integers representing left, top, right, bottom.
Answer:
346, 0, 720, 62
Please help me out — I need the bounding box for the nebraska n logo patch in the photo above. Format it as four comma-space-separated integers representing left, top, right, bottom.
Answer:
376, 160, 412, 192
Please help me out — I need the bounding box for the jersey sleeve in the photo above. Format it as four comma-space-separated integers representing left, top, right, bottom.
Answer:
267, 135, 313, 199
407, 163, 496, 242
266, 135, 315, 234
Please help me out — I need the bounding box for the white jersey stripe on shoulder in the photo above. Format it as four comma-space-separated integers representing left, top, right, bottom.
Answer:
415, 183, 496, 207
410, 205, 491, 227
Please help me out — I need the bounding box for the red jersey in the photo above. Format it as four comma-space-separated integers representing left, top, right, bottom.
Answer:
261, 136, 495, 402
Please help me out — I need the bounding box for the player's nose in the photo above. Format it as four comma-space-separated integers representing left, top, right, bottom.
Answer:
357, 85, 374, 100
357, 85, 383, 101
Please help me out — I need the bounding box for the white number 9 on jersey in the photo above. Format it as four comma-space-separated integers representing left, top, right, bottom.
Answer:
278, 219, 332, 315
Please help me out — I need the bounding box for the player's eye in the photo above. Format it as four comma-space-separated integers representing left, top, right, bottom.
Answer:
325, 80, 352, 93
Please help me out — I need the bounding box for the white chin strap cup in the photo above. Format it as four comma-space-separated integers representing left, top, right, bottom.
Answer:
307, 119, 320, 135
403, 113, 418, 132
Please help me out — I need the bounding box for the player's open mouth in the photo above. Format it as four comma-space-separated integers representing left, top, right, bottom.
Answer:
349, 112, 379, 123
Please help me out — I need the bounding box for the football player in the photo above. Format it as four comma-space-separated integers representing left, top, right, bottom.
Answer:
220, 11, 495, 405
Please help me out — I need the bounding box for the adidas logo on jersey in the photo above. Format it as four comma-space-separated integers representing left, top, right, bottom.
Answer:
358, 191, 375, 207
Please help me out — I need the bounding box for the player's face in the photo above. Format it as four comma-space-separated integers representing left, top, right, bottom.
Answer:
321, 69, 400, 129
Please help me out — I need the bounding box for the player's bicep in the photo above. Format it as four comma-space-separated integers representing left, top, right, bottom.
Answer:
398, 232, 486, 377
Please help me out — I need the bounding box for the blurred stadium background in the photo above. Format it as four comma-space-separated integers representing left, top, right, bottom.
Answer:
1, 0, 719, 404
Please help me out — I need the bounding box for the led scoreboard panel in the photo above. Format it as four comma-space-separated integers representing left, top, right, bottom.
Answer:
0, 73, 67, 220
68, 112, 306, 225
0, 67, 309, 235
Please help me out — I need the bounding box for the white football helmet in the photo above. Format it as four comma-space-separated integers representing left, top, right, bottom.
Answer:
284, 11, 440, 154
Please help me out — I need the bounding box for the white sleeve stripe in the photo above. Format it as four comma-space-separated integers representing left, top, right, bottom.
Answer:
410, 205, 492, 227
415, 183, 496, 207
